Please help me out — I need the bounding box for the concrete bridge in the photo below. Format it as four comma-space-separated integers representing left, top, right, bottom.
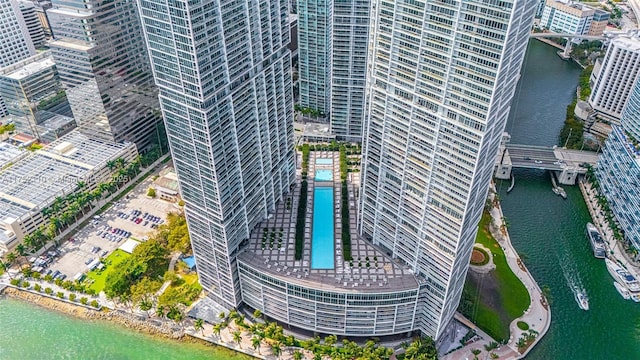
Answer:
494, 136, 600, 185
529, 32, 607, 41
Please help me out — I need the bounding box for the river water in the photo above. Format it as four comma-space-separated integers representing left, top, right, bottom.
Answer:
499, 40, 640, 359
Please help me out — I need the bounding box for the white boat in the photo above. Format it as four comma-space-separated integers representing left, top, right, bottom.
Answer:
552, 186, 567, 199
586, 223, 606, 259
605, 258, 640, 293
632, 294, 640, 303
575, 290, 589, 310
613, 281, 631, 300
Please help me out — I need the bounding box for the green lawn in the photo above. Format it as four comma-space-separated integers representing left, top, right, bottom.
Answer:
86, 249, 131, 293
461, 212, 531, 342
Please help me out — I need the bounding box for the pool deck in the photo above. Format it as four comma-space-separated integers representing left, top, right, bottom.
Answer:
238, 151, 418, 293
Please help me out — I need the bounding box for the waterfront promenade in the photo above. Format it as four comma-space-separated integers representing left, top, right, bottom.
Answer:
443, 183, 551, 360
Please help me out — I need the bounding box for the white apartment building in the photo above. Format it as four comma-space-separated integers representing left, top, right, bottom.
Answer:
597, 76, 640, 250
330, 0, 369, 141
540, 0, 595, 36
589, 34, 640, 123
137, 0, 295, 309
360, 0, 537, 339
299, 0, 333, 117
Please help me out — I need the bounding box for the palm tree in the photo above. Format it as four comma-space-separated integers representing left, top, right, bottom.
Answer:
232, 330, 242, 348
194, 318, 204, 336
6, 252, 17, 266
212, 323, 223, 339
293, 350, 303, 360
271, 342, 282, 359
15, 244, 27, 265
324, 334, 337, 346
106, 160, 117, 170
155, 305, 166, 318
0, 260, 13, 279
115, 157, 127, 169
75, 181, 86, 191
251, 336, 262, 354
139, 299, 153, 318
218, 311, 226, 321
471, 349, 481, 360
252, 309, 262, 321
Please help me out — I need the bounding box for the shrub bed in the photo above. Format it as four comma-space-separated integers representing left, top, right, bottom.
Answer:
294, 180, 308, 260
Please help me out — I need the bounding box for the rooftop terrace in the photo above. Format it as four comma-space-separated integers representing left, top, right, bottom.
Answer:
239, 151, 418, 293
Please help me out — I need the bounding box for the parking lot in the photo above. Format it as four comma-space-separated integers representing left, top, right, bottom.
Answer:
46, 166, 180, 279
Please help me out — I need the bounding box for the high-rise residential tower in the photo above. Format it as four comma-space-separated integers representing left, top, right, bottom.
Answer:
589, 33, 640, 123
137, 0, 295, 309
298, 0, 332, 117
46, 0, 163, 150
597, 76, 640, 250
330, 0, 369, 141
360, 0, 536, 338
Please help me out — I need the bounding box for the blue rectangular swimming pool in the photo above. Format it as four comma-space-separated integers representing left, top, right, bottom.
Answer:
315, 169, 333, 182
315, 158, 333, 165
311, 187, 335, 269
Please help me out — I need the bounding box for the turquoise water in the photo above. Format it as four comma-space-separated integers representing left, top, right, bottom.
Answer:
315, 158, 333, 165
315, 169, 333, 182
311, 187, 335, 269
0, 298, 250, 360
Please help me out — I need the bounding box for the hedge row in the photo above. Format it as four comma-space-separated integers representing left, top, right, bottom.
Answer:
341, 180, 352, 261
294, 180, 308, 260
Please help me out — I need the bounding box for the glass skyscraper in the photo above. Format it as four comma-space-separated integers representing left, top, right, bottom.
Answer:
359, 0, 536, 338
46, 0, 163, 150
137, 0, 295, 309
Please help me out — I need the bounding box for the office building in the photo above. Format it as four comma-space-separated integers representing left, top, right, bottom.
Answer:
0, 0, 36, 68
0, 131, 136, 254
330, 0, 369, 141
46, 0, 163, 151
597, 76, 640, 250
31, 1, 52, 38
589, 10, 609, 36
359, 0, 536, 339
298, 0, 332, 118
589, 34, 640, 123
0, 52, 73, 139
137, 0, 295, 309
540, 0, 595, 36
17, 1, 46, 48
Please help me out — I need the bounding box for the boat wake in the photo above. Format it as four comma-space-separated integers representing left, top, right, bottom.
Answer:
559, 252, 589, 310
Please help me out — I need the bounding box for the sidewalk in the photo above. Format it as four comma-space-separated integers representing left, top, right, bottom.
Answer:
488, 185, 551, 358
443, 184, 551, 360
